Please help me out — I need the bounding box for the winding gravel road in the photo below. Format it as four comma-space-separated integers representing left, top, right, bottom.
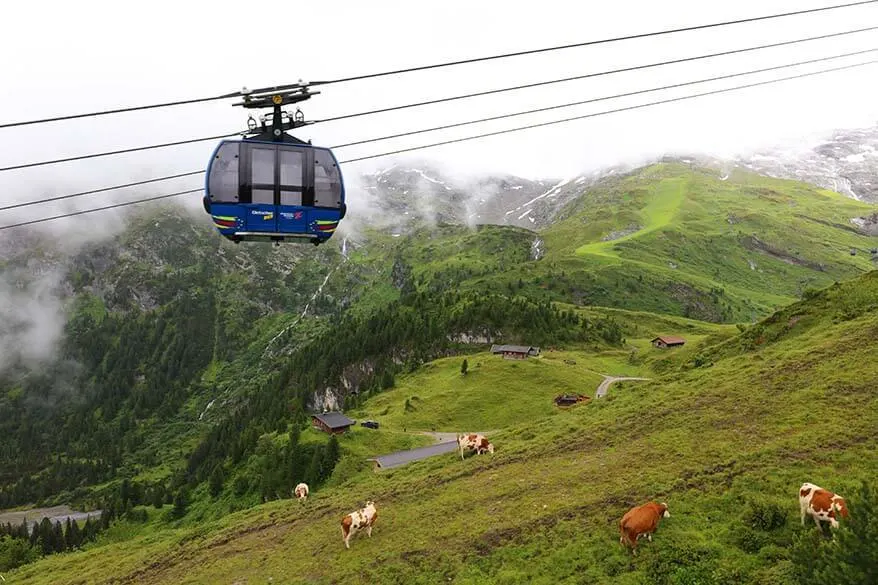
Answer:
367, 376, 650, 469
595, 376, 651, 398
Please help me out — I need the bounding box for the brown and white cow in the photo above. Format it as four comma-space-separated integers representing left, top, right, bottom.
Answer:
619, 501, 670, 552
294, 482, 309, 502
457, 433, 495, 460
799, 482, 848, 529
341, 501, 378, 549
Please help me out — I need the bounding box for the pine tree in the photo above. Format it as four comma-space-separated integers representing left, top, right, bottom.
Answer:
119, 478, 130, 508
82, 517, 95, 543
172, 489, 189, 519
29, 520, 40, 548
64, 518, 74, 550
304, 446, 323, 488
52, 521, 65, 553
209, 465, 224, 498
321, 436, 341, 482
67, 517, 82, 549
460, 359, 468, 376
152, 484, 165, 509
38, 518, 54, 555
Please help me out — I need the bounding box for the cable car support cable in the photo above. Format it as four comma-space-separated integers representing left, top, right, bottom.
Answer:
2, 24, 875, 174
2, 55, 875, 231
0, 0, 874, 130
2, 48, 876, 212
335, 58, 878, 163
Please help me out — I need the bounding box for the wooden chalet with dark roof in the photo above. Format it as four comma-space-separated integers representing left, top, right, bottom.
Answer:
311, 412, 355, 435
490, 344, 540, 360
651, 335, 686, 349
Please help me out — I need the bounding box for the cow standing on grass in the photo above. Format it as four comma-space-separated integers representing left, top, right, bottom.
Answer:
799, 482, 848, 529
619, 501, 670, 553
341, 501, 378, 549
457, 433, 494, 460
294, 482, 309, 503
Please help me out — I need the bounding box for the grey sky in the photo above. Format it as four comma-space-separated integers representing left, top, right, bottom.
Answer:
1, 0, 877, 226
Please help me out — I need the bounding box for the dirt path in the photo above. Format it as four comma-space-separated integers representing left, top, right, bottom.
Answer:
420, 431, 459, 443
595, 376, 651, 398
368, 430, 497, 469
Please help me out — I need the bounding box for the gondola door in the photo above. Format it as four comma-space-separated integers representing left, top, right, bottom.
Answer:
241, 143, 279, 233
276, 146, 310, 235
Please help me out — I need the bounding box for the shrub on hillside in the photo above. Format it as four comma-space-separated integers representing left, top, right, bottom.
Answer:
730, 525, 770, 554
0, 536, 40, 572
641, 540, 718, 585
744, 499, 788, 532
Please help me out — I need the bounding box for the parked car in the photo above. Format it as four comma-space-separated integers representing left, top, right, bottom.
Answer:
361, 420, 380, 429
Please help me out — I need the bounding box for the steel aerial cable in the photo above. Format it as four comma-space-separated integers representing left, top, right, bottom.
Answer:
0, 131, 241, 173
0, 188, 204, 231
1, 1, 874, 130
3, 25, 876, 175
338, 58, 878, 164
0, 170, 205, 212
316, 25, 878, 124
4, 46, 877, 214
271, 0, 878, 88
4, 58, 876, 231
0, 92, 242, 130
331, 46, 878, 149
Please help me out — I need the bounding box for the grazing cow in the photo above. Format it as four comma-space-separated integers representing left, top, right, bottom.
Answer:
341, 501, 378, 549
457, 433, 495, 460
619, 501, 670, 552
294, 482, 309, 502
799, 482, 848, 529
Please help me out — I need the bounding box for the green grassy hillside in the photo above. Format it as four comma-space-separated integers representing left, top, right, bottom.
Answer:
11, 271, 877, 584
356, 165, 876, 325
533, 163, 877, 320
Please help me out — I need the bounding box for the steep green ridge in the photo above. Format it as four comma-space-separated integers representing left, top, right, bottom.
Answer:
538, 164, 876, 319
9, 270, 877, 584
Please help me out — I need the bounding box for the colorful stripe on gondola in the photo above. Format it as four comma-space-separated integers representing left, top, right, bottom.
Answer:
212, 215, 239, 229
313, 220, 338, 233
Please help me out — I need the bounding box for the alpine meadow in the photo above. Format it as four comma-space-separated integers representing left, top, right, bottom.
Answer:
1, 158, 876, 584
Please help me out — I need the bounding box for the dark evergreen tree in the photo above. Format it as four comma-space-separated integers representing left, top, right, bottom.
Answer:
64, 518, 74, 550
119, 478, 131, 508
172, 489, 189, 519
82, 517, 95, 543
321, 436, 341, 482
52, 521, 65, 553
460, 359, 468, 376
151, 484, 165, 509
303, 446, 323, 488
209, 465, 225, 499
38, 519, 53, 555
66, 517, 82, 549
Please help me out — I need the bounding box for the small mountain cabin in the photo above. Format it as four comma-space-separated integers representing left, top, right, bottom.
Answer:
651, 336, 686, 349
554, 394, 590, 407
311, 412, 355, 435
490, 345, 540, 360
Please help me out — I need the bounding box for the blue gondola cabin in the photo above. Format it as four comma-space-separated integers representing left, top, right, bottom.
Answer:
204, 138, 346, 244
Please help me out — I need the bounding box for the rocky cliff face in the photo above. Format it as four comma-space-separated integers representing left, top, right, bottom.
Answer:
734, 126, 878, 203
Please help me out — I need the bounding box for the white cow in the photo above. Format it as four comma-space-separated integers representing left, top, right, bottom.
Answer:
341, 501, 378, 549
294, 482, 309, 502
457, 433, 495, 460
